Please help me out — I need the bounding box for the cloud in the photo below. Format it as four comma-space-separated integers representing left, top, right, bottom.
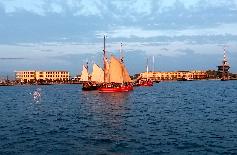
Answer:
0, 0, 237, 44
1, 0, 45, 15
0, 57, 25, 60
1, 0, 237, 73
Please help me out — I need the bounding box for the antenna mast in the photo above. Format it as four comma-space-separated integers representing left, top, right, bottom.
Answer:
103, 35, 106, 58
120, 42, 124, 63
218, 47, 230, 81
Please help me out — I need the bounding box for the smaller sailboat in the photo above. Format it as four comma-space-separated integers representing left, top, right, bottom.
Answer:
81, 63, 101, 91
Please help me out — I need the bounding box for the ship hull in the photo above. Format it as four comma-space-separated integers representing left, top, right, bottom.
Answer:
82, 82, 100, 91
82, 86, 98, 91
221, 78, 229, 81
99, 84, 133, 93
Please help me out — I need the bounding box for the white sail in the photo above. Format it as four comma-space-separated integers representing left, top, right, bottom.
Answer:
91, 63, 104, 83
80, 65, 89, 81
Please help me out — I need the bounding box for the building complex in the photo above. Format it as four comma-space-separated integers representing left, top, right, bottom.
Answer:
140, 70, 208, 81
15, 70, 70, 83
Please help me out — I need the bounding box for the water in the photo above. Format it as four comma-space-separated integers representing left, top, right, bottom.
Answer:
0, 81, 237, 154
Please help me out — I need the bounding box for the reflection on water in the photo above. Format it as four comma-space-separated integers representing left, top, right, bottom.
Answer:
0, 81, 237, 154
30, 88, 42, 103
81, 91, 132, 144
82, 91, 131, 104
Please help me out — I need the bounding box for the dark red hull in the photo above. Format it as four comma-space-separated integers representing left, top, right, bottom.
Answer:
99, 85, 133, 93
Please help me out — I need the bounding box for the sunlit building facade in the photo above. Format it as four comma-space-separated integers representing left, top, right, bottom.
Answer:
15, 70, 70, 82
140, 71, 208, 81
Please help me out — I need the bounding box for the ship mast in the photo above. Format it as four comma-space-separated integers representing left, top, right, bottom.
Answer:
120, 42, 124, 63
86, 61, 89, 70
222, 49, 225, 80
120, 42, 125, 83
103, 35, 106, 83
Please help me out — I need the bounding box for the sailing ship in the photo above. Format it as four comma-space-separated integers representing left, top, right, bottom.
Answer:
98, 36, 133, 93
81, 63, 101, 91
217, 48, 230, 81
136, 58, 153, 87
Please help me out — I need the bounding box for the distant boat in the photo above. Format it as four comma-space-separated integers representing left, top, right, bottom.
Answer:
98, 37, 133, 93
137, 58, 153, 87
82, 63, 104, 91
177, 78, 187, 81
177, 77, 193, 81
0, 77, 14, 86
136, 80, 153, 86
0, 83, 14, 86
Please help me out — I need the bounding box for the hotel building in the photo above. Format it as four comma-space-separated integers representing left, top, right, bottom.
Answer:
140, 70, 208, 81
15, 70, 70, 82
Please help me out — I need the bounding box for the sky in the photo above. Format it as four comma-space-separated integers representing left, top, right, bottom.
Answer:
0, 0, 237, 77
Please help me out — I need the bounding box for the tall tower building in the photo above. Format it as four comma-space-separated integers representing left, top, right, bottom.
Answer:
217, 49, 230, 81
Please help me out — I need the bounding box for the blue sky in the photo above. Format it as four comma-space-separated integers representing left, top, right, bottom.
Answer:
0, 0, 237, 76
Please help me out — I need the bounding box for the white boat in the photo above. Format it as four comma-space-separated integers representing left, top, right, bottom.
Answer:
80, 65, 89, 82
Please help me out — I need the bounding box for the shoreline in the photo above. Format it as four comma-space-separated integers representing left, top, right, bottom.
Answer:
1, 78, 237, 87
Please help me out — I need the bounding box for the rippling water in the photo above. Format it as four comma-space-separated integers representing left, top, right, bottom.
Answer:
0, 80, 237, 154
